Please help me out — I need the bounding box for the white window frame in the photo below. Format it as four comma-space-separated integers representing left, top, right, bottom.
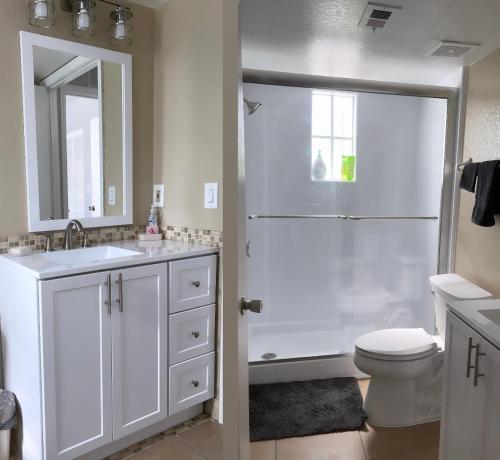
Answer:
311, 90, 357, 182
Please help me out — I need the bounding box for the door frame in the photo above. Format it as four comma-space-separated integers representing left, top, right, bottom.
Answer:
222, 0, 250, 459
223, 19, 465, 460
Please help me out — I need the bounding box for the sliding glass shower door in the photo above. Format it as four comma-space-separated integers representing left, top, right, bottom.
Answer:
244, 82, 448, 362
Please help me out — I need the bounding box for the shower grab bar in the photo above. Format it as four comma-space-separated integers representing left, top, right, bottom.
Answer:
248, 214, 348, 219
349, 216, 439, 221
248, 214, 439, 221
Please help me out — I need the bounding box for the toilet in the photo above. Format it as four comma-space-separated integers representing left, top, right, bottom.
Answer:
354, 274, 492, 427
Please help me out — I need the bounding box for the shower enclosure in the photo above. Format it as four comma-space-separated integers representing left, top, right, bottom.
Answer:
244, 81, 450, 375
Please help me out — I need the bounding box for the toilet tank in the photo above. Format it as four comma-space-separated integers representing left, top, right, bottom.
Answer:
430, 274, 493, 338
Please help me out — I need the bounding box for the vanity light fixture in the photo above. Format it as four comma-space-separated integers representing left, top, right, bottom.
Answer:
72, 0, 96, 37
109, 5, 133, 46
29, 0, 55, 29
57, 0, 134, 46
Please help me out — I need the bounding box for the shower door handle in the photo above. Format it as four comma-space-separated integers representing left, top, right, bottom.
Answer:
240, 297, 263, 316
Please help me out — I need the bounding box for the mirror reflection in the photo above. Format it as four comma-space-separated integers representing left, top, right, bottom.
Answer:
33, 45, 124, 220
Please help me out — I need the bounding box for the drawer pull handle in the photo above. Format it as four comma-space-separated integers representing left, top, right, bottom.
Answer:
473, 343, 486, 387
192, 281, 201, 288
192, 331, 200, 338
191, 380, 199, 388
115, 273, 123, 313
104, 274, 112, 315
466, 337, 474, 378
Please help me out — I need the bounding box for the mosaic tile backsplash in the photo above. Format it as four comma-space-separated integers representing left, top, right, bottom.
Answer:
0, 224, 223, 254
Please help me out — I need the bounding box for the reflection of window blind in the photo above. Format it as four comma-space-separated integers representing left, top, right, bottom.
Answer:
66, 129, 85, 218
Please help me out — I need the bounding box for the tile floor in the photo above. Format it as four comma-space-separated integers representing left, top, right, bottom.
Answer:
124, 379, 440, 460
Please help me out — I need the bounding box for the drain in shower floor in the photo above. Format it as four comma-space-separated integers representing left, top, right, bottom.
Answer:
261, 353, 278, 360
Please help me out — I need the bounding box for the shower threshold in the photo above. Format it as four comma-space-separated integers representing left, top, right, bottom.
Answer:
249, 353, 367, 384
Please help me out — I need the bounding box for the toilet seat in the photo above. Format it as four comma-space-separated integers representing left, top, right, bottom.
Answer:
355, 328, 439, 361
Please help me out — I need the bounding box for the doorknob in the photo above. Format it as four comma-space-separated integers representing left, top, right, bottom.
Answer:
240, 297, 263, 316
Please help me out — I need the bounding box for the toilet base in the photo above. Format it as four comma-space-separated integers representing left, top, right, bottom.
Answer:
363, 374, 442, 427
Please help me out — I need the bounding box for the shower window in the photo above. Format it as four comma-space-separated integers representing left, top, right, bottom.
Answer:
311, 91, 357, 182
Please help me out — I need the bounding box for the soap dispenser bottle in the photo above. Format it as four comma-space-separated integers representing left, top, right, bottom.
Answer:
146, 204, 159, 234
312, 150, 327, 181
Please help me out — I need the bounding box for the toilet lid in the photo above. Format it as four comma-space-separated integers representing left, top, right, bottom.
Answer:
355, 328, 437, 356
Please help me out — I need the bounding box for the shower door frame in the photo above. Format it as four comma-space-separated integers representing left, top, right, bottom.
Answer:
243, 69, 462, 377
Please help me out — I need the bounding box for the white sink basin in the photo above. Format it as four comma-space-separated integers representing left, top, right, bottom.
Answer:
40, 246, 142, 266
478, 309, 500, 326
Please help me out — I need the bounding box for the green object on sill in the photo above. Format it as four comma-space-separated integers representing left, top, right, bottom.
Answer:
341, 155, 356, 182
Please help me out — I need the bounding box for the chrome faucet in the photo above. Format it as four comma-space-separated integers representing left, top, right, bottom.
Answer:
63, 220, 89, 250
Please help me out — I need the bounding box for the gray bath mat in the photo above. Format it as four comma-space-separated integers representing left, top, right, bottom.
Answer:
249, 377, 367, 441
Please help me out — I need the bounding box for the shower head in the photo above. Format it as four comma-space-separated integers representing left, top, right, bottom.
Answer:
244, 98, 262, 115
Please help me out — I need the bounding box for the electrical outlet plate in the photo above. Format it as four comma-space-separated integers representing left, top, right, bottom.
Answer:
153, 184, 165, 208
108, 185, 116, 206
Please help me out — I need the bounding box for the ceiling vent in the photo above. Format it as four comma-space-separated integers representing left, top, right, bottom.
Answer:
427, 40, 481, 58
359, 2, 402, 30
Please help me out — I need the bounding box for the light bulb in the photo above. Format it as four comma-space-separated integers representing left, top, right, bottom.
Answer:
115, 22, 126, 39
35, 1, 48, 18
78, 9, 90, 29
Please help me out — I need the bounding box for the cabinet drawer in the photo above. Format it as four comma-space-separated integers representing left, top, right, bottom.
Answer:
169, 352, 215, 415
169, 255, 217, 313
169, 305, 216, 365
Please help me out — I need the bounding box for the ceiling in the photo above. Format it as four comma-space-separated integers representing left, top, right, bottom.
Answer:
241, 0, 500, 87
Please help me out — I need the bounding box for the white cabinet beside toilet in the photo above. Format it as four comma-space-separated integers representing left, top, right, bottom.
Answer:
440, 311, 500, 460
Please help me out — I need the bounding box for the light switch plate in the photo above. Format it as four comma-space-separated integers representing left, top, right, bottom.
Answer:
153, 184, 165, 208
204, 183, 218, 209
108, 186, 116, 206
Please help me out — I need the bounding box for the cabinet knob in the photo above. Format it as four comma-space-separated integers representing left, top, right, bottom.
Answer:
192, 281, 201, 288
192, 331, 200, 338
191, 380, 199, 388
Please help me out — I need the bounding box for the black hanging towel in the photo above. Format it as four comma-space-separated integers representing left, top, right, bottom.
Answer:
471, 160, 500, 227
459, 162, 479, 192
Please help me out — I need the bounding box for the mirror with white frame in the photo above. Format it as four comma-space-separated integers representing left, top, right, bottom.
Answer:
20, 32, 132, 232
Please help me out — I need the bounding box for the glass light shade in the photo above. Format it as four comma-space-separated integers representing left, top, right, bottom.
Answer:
29, 0, 55, 29
110, 6, 133, 46
72, 0, 96, 37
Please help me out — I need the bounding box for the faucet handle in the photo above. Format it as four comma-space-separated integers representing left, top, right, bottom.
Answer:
37, 233, 54, 252
81, 231, 91, 248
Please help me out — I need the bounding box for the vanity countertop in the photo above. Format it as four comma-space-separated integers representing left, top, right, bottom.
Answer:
0, 239, 219, 280
448, 299, 500, 350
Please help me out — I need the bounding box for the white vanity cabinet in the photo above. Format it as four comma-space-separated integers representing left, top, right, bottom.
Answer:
40, 264, 168, 459
440, 311, 500, 460
0, 244, 218, 460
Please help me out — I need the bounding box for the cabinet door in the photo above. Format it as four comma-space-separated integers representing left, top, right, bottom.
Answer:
476, 337, 500, 460
440, 312, 485, 460
111, 263, 168, 440
40, 272, 112, 460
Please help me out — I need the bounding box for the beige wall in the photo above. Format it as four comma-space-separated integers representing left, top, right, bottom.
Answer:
456, 49, 500, 297
0, 0, 154, 235
102, 62, 124, 217
153, 0, 223, 232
